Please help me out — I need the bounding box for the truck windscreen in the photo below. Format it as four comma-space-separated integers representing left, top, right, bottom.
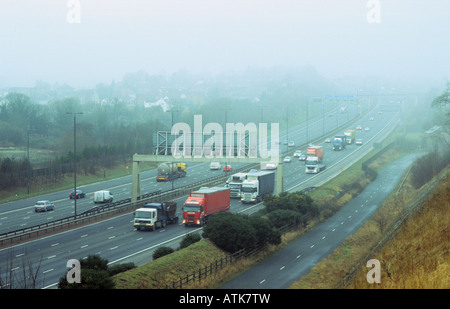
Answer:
135, 211, 153, 219
241, 187, 257, 193
184, 204, 202, 212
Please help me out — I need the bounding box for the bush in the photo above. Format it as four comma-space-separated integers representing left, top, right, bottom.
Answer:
58, 254, 115, 289
269, 209, 304, 228
264, 192, 315, 215
202, 212, 257, 253
108, 262, 136, 276
153, 246, 175, 260
179, 232, 202, 249
247, 216, 281, 246
410, 150, 450, 189
202, 212, 281, 252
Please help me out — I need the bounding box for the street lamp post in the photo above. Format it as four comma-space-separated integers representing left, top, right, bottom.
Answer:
67, 112, 83, 219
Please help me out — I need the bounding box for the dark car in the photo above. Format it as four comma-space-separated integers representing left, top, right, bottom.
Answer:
70, 189, 85, 199
299, 154, 307, 161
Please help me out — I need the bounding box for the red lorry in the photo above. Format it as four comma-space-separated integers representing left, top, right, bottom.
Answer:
306, 145, 324, 163
182, 186, 230, 226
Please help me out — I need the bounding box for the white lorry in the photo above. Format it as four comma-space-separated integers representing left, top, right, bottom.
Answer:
228, 172, 247, 198
241, 171, 275, 204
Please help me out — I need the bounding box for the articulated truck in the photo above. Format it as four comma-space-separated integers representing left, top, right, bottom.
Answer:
333, 134, 348, 151
133, 201, 178, 231
183, 187, 230, 226
305, 146, 326, 174
344, 130, 356, 144
228, 172, 247, 198
241, 171, 275, 204
156, 163, 187, 182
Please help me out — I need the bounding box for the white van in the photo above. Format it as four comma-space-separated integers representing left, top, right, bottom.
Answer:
93, 190, 113, 204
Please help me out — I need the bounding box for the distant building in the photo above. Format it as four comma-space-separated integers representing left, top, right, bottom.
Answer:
144, 97, 171, 112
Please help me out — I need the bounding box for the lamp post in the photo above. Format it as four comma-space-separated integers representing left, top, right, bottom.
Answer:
67, 112, 83, 219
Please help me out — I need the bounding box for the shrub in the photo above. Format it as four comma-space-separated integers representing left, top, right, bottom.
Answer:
264, 192, 315, 216
153, 246, 175, 260
179, 232, 202, 249
58, 254, 115, 289
247, 215, 281, 246
108, 262, 136, 276
269, 209, 304, 228
202, 212, 257, 253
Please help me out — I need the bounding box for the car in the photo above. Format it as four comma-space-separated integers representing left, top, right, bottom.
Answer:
356, 125, 362, 130
35, 200, 55, 212
69, 189, 85, 199
325, 138, 331, 143
355, 138, 363, 145
288, 141, 295, 147
223, 165, 232, 172
293, 150, 303, 157
265, 163, 277, 170
365, 127, 370, 132
209, 162, 221, 170
369, 117, 374, 121
283, 156, 291, 163
378, 111, 383, 114
299, 154, 307, 161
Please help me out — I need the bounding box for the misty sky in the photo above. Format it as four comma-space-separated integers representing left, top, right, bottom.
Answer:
0, 0, 449, 88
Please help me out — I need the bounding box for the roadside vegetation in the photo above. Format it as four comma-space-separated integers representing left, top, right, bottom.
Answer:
351, 169, 449, 289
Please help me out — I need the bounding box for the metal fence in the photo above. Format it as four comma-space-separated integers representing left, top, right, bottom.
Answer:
164, 248, 248, 289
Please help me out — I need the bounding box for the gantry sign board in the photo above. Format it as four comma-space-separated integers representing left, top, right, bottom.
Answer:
132, 116, 284, 202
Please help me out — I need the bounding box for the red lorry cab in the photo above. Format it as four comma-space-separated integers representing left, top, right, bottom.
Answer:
183, 187, 230, 226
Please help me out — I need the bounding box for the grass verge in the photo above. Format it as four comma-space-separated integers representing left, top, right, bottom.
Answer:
289, 164, 449, 289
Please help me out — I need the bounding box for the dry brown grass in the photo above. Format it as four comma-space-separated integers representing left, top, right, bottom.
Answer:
350, 173, 450, 289
290, 166, 449, 289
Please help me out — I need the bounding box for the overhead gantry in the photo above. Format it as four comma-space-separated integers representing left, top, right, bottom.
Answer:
131, 154, 284, 202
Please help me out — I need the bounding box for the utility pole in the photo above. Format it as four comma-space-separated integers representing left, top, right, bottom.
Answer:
66, 112, 83, 219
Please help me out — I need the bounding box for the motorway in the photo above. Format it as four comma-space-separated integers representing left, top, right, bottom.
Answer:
0, 101, 400, 289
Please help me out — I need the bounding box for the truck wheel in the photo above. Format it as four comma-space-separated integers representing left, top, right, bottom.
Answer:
162, 220, 167, 228
152, 225, 156, 231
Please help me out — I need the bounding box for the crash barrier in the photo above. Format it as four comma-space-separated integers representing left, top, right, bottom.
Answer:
0, 164, 259, 246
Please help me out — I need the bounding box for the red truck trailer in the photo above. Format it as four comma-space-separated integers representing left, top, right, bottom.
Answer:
182, 186, 230, 226
306, 145, 324, 162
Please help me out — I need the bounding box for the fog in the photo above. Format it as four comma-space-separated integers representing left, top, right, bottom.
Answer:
0, 0, 449, 90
